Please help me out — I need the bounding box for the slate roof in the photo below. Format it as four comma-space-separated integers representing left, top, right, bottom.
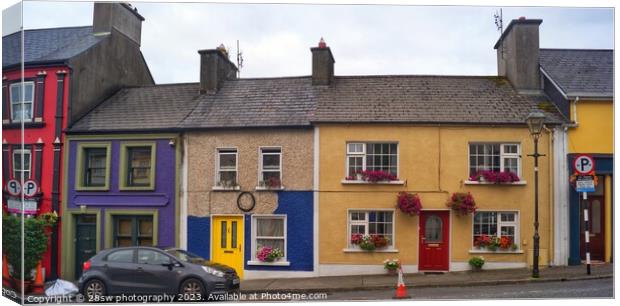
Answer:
70, 74, 564, 132
539, 49, 614, 98
2, 26, 105, 68
179, 77, 316, 128
313, 75, 565, 125
69, 83, 201, 132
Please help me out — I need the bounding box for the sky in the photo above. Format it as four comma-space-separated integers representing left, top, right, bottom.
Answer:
2, 0, 615, 84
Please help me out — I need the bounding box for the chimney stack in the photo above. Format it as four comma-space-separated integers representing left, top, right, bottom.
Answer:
93, 2, 144, 45
494, 18, 543, 94
311, 38, 335, 85
198, 45, 238, 94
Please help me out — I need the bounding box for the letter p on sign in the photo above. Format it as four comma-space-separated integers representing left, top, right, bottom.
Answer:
574, 155, 595, 175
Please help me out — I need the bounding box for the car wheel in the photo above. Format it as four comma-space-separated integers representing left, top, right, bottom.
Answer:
84, 279, 106, 302
180, 278, 205, 299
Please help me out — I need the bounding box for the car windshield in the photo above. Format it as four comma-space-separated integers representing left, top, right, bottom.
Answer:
166, 249, 204, 262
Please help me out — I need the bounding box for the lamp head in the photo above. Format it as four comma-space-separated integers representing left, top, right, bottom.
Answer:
526, 111, 546, 137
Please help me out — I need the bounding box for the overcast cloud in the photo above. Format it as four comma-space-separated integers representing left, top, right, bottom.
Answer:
12, 1, 616, 84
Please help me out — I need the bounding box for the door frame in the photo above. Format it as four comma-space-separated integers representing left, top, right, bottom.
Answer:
580, 195, 605, 261
210, 214, 245, 272
61, 209, 102, 281
418, 209, 451, 272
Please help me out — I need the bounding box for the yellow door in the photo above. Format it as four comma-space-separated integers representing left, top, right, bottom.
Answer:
212, 216, 244, 278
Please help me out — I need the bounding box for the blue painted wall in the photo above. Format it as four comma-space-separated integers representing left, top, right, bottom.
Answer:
567, 154, 613, 265
188, 216, 211, 260
244, 191, 314, 271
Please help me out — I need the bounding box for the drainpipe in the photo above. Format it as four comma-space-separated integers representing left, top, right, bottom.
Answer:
543, 125, 554, 266
566, 97, 580, 128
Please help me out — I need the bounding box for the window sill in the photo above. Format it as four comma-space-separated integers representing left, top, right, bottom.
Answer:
212, 186, 241, 191
2, 122, 45, 129
463, 180, 527, 186
341, 180, 405, 185
75, 186, 110, 192
247, 260, 290, 266
255, 186, 285, 191
342, 248, 399, 253
119, 186, 155, 191
468, 249, 524, 254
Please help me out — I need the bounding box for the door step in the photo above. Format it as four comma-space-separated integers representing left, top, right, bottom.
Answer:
423, 271, 446, 275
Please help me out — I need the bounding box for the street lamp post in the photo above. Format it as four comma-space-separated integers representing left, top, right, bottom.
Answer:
526, 111, 545, 279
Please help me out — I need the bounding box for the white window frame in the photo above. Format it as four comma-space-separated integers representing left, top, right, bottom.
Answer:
12, 149, 32, 180
248, 214, 289, 266
347, 209, 395, 249
258, 146, 282, 186
215, 148, 238, 187
345, 142, 399, 178
9, 82, 35, 122
468, 143, 521, 177
472, 210, 520, 248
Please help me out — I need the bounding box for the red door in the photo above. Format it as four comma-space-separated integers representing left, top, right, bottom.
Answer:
419, 211, 450, 271
580, 196, 605, 261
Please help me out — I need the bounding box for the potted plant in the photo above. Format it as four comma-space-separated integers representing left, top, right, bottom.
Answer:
216, 180, 238, 189
446, 192, 477, 215
468, 256, 485, 272
2, 214, 49, 293
383, 258, 400, 275
351, 234, 390, 251
360, 170, 398, 183
256, 246, 284, 262
396, 192, 422, 216
260, 177, 282, 189
469, 170, 520, 183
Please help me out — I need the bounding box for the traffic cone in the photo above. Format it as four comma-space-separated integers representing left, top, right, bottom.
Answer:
2, 255, 13, 288
392, 266, 411, 299
30, 261, 45, 294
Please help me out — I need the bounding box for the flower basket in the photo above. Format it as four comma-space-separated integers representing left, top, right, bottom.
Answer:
361, 170, 398, 182
396, 192, 422, 216
469, 170, 520, 184
351, 234, 390, 251
446, 192, 477, 215
474, 235, 518, 252
383, 258, 400, 275
256, 246, 284, 262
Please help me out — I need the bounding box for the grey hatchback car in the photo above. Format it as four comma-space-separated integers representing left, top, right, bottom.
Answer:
78, 246, 240, 302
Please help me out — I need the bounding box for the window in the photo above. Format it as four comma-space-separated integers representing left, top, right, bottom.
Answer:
84, 148, 107, 187
114, 216, 154, 247
216, 149, 237, 187
106, 249, 135, 263
346, 143, 398, 177
252, 215, 286, 260
12, 149, 31, 179
10, 82, 34, 122
473, 211, 519, 246
119, 142, 156, 190
348, 211, 394, 248
127, 147, 152, 187
137, 249, 172, 265
259, 148, 281, 186
469, 143, 520, 176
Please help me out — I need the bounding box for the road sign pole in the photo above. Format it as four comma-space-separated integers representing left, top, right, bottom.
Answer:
582, 192, 591, 275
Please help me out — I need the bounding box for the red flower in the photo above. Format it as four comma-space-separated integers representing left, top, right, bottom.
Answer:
397, 192, 423, 216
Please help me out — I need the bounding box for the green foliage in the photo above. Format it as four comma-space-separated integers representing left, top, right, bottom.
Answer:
2, 215, 49, 280
468, 256, 485, 269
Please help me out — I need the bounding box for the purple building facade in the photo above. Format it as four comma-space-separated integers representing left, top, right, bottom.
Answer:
61, 134, 181, 280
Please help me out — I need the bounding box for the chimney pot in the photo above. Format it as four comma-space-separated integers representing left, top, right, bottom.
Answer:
318, 37, 327, 48
519, 16, 526, 20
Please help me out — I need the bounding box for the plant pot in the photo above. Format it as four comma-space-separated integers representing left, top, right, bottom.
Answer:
386, 268, 398, 276
355, 174, 363, 181
471, 266, 483, 272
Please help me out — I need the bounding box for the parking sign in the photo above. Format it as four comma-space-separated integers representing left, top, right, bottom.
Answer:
573, 154, 595, 175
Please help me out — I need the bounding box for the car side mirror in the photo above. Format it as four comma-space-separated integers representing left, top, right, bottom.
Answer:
162, 261, 182, 270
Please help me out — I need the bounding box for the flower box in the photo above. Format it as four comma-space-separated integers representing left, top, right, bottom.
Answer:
345, 170, 399, 183
351, 234, 391, 251
469, 170, 520, 184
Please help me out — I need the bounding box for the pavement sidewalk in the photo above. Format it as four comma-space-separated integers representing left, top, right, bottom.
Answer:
240, 263, 613, 293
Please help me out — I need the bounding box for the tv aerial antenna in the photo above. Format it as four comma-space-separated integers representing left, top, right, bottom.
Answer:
494, 8, 505, 59
236, 40, 244, 78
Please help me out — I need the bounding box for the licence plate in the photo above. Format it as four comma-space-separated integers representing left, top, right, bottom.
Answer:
233, 279, 240, 285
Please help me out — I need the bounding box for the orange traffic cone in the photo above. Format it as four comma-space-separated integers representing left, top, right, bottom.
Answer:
2, 255, 13, 288
393, 267, 411, 299
31, 261, 45, 294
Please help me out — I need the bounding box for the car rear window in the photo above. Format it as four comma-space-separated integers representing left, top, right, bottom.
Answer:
106, 249, 134, 263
